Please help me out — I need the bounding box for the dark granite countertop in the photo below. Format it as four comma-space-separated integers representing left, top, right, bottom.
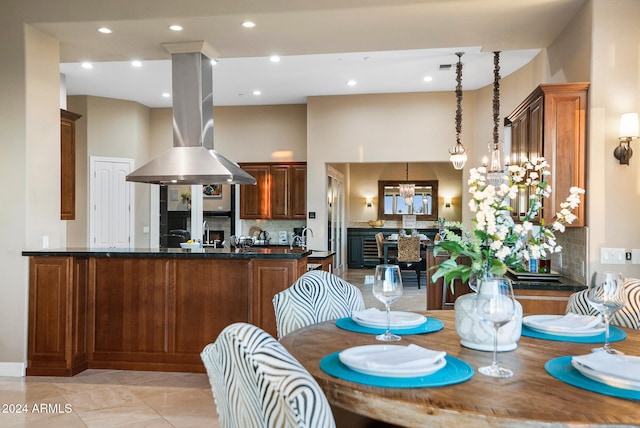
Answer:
22, 247, 311, 260
308, 250, 335, 261
507, 273, 586, 292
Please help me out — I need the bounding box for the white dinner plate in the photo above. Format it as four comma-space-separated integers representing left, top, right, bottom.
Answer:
339, 345, 446, 378
522, 314, 605, 337
352, 311, 426, 329
571, 358, 640, 391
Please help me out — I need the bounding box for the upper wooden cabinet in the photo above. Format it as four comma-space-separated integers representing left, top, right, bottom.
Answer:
61, 109, 82, 220
239, 162, 306, 219
506, 83, 589, 227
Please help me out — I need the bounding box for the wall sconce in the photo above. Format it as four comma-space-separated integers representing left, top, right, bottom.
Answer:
365, 197, 373, 208
615, 112, 639, 165
445, 198, 452, 208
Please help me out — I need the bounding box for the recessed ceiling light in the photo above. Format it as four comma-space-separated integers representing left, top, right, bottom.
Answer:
131, 60, 142, 68
347, 80, 357, 86
162, 92, 171, 98
81, 62, 93, 69
97, 27, 112, 34
253, 90, 262, 96
270, 55, 280, 63
423, 76, 433, 82
241, 21, 256, 28
169, 25, 183, 31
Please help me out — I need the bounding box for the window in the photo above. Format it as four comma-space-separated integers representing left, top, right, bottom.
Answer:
378, 180, 438, 221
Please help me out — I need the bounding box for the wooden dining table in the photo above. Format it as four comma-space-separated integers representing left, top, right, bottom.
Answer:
279, 310, 640, 427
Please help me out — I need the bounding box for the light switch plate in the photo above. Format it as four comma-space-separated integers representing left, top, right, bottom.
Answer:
600, 247, 626, 265
632, 249, 640, 265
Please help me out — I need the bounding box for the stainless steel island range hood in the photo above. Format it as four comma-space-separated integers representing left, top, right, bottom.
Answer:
126, 42, 256, 185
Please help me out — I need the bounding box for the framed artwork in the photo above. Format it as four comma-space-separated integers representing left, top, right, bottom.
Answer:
203, 184, 222, 198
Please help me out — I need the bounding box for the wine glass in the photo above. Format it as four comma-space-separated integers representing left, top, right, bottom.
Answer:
372, 264, 404, 342
475, 277, 516, 377
587, 271, 626, 354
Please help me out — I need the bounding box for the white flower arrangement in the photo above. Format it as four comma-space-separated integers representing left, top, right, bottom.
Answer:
431, 157, 584, 285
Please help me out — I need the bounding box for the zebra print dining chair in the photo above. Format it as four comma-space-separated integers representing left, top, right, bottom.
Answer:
273, 270, 365, 339
201, 322, 336, 428
565, 277, 640, 329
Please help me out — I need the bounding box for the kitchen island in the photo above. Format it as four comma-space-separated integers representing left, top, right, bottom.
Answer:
22, 247, 310, 376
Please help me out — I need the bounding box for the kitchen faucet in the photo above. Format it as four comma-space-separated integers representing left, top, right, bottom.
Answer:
203, 220, 209, 244
290, 227, 314, 250
301, 227, 313, 249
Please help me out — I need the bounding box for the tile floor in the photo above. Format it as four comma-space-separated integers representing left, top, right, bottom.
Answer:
0, 268, 425, 427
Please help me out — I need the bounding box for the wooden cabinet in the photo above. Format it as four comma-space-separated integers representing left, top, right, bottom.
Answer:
250, 257, 308, 337
289, 164, 307, 219
317, 255, 334, 272
513, 288, 577, 315
506, 83, 589, 226
60, 109, 82, 220
425, 249, 471, 310
28, 257, 88, 376
239, 164, 270, 218
239, 162, 306, 219
27, 253, 307, 375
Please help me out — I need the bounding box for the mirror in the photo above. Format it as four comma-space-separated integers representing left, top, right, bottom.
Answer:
378, 180, 438, 221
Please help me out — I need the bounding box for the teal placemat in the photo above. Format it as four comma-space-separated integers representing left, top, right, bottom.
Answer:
545, 356, 640, 401
335, 317, 444, 335
320, 352, 473, 388
522, 325, 626, 343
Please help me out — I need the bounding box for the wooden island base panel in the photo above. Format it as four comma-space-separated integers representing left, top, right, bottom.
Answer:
23, 247, 328, 376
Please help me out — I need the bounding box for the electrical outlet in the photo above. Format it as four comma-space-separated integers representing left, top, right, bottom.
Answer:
632, 249, 640, 265
600, 248, 626, 265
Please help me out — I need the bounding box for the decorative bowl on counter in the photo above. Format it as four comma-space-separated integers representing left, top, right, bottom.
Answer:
180, 242, 202, 249
368, 219, 385, 228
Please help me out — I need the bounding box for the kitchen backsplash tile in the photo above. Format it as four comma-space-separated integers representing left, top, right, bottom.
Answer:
551, 226, 587, 284
239, 219, 306, 244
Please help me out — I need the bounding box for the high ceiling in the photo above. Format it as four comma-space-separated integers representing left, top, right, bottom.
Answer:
27, 0, 587, 107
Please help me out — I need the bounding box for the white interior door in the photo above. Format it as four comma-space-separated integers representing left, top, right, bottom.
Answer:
90, 157, 134, 248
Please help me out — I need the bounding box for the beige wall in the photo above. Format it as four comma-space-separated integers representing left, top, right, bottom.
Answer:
66, 96, 152, 247
306, 91, 471, 249
587, 0, 640, 278
346, 162, 463, 227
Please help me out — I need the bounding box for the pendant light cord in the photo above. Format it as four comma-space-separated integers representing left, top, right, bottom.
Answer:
492, 51, 501, 149
455, 52, 463, 146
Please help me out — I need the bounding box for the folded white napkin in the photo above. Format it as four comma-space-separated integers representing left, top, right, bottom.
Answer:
528, 313, 603, 331
352, 308, 424, 327
341, 344, 446, 370
573, 351, 640, 383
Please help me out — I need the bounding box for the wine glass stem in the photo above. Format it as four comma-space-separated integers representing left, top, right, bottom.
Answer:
385, 303, 391, 334
603, 311, 611, 352
492, 325, 500, 369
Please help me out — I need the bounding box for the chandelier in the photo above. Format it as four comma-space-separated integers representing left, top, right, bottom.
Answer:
486, 51, 505, 186
399, 163, 415, 206
449, 52, 467, 170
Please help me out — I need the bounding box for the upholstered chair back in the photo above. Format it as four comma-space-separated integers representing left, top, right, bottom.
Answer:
201, 322, 336, 428
273, 270, 365, 339
397, 235, 421, 262
566, 277, 640, 329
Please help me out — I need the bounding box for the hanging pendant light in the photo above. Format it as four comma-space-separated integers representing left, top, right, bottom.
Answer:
449, 52, 467, 170
486, 51, 505, 186
399, 163, 415, 206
